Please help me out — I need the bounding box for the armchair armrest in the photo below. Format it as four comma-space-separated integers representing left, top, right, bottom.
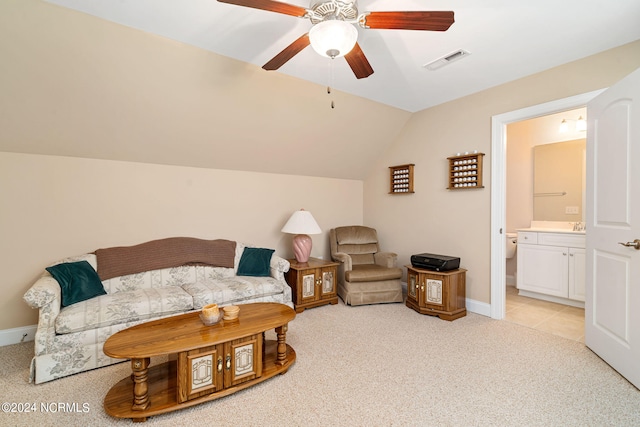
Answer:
331, 252, 352, 272
374, 252, 398, 268
331, 252, 352, 284
270, 255, 290, 281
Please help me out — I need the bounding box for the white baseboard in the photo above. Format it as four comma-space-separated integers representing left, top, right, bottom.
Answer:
0, 325, 37, 347
466, 298, 491, 317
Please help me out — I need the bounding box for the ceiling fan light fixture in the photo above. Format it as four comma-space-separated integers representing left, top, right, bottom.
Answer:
309, 20, 358, 58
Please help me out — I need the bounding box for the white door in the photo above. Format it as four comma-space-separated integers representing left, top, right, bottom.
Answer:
586, 67, 640, 389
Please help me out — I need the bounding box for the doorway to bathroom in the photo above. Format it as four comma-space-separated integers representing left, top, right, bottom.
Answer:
488, 90, 604, 325
503, 107, 587, 342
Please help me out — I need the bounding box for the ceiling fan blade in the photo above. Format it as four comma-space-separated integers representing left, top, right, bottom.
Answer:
217, 0, 307, 17
344, 43, 374, 79
262, 33, 310, 71
362, 11, 454, 31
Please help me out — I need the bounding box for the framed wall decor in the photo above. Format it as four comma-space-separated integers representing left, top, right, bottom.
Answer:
389, 164, 415, 194
447, 153, 484, 190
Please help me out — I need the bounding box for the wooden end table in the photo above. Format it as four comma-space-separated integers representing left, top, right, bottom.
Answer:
405, 266, 467, 321
285, 257, 339, 313
103, 303, 295, 422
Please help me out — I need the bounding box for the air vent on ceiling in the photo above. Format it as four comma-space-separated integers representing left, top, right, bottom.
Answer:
423, 49, 470, 71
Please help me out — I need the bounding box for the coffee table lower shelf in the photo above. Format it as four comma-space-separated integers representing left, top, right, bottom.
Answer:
104, 341, 295, 422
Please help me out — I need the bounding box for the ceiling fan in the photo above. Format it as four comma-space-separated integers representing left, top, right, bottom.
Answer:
217, 0, 454, 79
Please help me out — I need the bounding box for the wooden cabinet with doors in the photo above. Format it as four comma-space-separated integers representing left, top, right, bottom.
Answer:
177, 334, 262, 403
405, 266, 467, 321
285, 258, 339, 313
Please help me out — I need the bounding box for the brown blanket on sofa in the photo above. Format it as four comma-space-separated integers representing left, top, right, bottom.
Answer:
94, 237, 237, 280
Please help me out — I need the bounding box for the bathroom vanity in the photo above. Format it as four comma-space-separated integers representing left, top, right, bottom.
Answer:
516, 227, 585, 308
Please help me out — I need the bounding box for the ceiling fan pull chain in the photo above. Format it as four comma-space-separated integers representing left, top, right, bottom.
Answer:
327, 58, 335, 109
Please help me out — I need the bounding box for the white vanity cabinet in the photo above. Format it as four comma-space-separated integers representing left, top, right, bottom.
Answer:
516, 230, 586, 306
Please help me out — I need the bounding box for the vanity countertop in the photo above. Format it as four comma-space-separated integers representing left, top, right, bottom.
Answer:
517, 221, 586, 235
517, 227, 586, 235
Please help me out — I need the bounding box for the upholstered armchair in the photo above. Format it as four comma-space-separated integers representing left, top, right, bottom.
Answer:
329, 226, 403, 306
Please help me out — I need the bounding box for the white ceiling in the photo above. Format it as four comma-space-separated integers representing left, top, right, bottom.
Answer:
44, 0, 640, 112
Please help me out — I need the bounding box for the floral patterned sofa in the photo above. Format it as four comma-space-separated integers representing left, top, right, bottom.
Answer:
22, 237, 292, 384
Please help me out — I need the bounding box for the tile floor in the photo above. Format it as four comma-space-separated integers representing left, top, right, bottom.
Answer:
505, 285, 585, 343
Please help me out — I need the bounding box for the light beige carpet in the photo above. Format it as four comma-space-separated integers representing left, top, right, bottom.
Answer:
2, 300, 639, 426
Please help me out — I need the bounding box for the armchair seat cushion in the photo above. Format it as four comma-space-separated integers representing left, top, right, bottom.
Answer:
345, 264, 402, 283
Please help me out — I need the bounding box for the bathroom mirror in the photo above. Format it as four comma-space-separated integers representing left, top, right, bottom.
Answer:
533, 139, 586, 221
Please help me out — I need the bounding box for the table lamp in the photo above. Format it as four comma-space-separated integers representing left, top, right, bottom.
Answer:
281, 209, 322, 263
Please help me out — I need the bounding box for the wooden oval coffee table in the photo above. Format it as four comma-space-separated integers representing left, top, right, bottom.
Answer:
103, 302, 296, 422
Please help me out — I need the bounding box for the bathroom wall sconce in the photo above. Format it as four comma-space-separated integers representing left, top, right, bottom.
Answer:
559, 116, 587, 133
559, 119, 568, 133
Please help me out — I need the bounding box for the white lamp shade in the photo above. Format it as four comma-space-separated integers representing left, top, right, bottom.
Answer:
309, 20, 358, 58
281, 210, 322, 235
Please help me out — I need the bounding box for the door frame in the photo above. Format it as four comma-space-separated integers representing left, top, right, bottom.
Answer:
489, 89, 605, 319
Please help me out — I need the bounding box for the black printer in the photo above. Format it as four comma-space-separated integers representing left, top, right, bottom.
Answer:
410, 253, 460, 271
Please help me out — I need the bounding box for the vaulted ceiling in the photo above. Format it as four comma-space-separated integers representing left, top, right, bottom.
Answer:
45, 0, 640, 112
1, 1, 639, 181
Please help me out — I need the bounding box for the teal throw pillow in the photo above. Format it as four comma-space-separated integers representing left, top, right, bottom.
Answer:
237, 247, 275, 277
46, 260, 107, 307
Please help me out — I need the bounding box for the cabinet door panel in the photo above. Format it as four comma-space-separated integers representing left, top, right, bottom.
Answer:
321, 268, 336, 297
425, 278, 444, 306
517, 244, 568, 297
225, 334, 263, 387
407, 270, 418, 302
569, 248, 586, 301
177, 344, 224, 403
300, 272, 317, 302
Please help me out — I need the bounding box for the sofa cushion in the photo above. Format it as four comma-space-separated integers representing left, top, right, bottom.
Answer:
46, 261, 107, 307
237, 247, 275, 277
182, 277, 286, 309
101, 265, 197, 293
54, 286, 194, 334
345, 264, 403, 283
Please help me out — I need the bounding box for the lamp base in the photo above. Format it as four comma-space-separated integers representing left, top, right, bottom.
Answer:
292, 234, 313, 263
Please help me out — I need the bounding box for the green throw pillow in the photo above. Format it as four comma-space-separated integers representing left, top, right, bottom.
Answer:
237, 247, 275, 277
46, 260, 107, 307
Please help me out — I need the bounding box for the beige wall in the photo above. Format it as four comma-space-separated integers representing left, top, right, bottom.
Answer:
0, 152, 363, 329
1, 1, 639, 333
364, 40, 640, 305
0, 0, 410, 181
